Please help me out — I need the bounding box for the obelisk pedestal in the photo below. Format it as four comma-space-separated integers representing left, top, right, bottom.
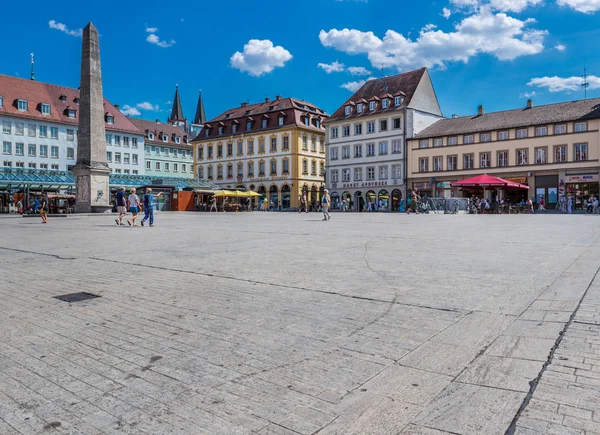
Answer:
74, 22, 112, 213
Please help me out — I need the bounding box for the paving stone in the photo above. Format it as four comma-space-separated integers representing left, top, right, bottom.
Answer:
1, 213, 600, 434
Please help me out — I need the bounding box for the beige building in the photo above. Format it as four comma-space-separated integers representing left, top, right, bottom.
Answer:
192, 96, 327, 209
408, 98, 600, 209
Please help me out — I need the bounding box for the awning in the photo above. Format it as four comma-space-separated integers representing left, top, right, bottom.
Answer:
451, 174, 529, 189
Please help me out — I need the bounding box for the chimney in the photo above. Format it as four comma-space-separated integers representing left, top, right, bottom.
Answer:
265, 97, 270, 103
155, 119, 160, 123
526, 99, 533, 109
241, 102, 248, 107
477, 105, 484, 116
114, 104, 120, 111
452, 114, 459, 119
275, 95, 282, 100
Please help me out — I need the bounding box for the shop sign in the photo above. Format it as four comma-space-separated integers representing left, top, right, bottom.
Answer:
505, 177, 528, 184
342, 181, 388, 188
414, 182, 432, 190
436, 182, 452, 188
564, 174, 599, 183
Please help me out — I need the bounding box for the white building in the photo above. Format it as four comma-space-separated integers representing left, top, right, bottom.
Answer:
0, 75, 144, 176
324, 68, 442, 211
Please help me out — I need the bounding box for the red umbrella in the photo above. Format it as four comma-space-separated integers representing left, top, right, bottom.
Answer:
451, 174, 529, 189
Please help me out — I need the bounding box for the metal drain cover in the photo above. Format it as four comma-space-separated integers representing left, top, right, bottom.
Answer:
54, 292, 101, 303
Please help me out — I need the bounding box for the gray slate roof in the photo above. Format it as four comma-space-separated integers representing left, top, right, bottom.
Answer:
415, 97, 600, 139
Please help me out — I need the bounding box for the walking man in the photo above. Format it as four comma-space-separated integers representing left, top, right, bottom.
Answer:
115, 186, 127, 226
407, 188, 420, 215
141, 188, 163, 227
209, 196, 217, 212
322, 189, 331, 221
40, 194, 49, 223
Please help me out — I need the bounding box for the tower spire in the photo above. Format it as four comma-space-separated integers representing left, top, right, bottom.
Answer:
168, 84, 185, 124
582, 67, 589, 100
30, 53, 35, 81
193, 89, 206, 125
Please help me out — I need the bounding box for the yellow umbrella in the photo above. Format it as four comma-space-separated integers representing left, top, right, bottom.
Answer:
246, 191, 261, 197
212, 190, 236, 197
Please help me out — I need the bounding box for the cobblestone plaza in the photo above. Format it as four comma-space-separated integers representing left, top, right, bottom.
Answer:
1, 212, 600, 434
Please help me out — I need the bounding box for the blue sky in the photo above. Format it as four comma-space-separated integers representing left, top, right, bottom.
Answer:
2, 0, 599, 121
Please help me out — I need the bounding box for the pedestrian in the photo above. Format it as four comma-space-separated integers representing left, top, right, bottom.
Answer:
209, 196, 217, 212
127, 188, 141, 226
407, 188, 420, 214
32, 197, 39, 214
115, 186, 127, 226
16, 199, 23, 214
222, 196, 229, 212
538, 197, 546, 213
594, 196, 599, 214
567, 196, 573, 214
587, 196, 594, 214
322, 189, 331, 221
40, 194, 49, 223
141, 188, 163, 227
263, 197, 268, 212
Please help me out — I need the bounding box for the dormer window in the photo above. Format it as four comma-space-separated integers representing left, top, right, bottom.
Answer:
225, 113, 231, 119
175, 136, 181, 144
0, 96, 4, 108
17, 99, 28, 111
261, 119, 268, 129
232, 124, 239, 133
344, 106, 352, 116
162, 134, 168, 142
41, 103, 51, 115
148, 132, 155, 140
105, 113, 114, 124
357, 103, 364, 114
74, 98, 80, 105
218, 126, 224, 135
382, 99, 389, 109
278, 116, 285, 126
66, 108, 77, 118
314, 119, 321, 129
369, 101, 376, 111
394, 96, 403, 106
304, 116, 310, 126
59, 95, 67, 102
247, 120, 253, 131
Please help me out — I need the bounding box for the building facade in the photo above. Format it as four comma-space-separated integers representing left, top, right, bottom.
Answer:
0, 75, 144, 176
324, 68, 442, 212
192, 96, 327, 209
408, 98, 600, 209
130, 118, 194, 179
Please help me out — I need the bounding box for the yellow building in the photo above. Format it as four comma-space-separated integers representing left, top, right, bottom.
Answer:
408, 98, 600, 209
192, 96, 327, 209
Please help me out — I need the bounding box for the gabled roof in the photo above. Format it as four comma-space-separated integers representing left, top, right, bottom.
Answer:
168, 85, 185, 122
129, 118, 192, 149
327, 68, 427, 122
0, 74, 140, 134
415, 97, 600, 139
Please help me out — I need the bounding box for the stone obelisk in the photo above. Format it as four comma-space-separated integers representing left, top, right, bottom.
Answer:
74, 22, 112, 213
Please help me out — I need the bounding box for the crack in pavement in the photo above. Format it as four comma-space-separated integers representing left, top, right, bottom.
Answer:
504, 265, 600, 435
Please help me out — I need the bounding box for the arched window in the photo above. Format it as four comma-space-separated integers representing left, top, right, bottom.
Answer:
281, 185, 291, 208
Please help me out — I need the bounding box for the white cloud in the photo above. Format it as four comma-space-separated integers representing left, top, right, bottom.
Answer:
48, 20, 82, 37
527, 75, 600, 92
555, 43, 566, 51
347, 66, 371, 76
146, 33, 175, 48
120, 105, 141, 116
230, 39, 293, 77
557, 0, 600, 13
136, 102, 160, 111
145, 26, 158, 33
442, 7, 452, 18
340, 77, 377, 92
318, 61, 345, 73
519, 90, 537, 98
319, 6, 547, 71
450, 0, 543, 12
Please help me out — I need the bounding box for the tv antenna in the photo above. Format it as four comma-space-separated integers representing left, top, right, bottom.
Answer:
582, 67, 590, 100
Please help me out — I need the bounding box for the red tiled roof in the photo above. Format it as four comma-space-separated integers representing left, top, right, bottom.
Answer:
129, 118, 192, 149
0, 74, 140, 135
327, 68, 427, 122
192, 97, 328, 141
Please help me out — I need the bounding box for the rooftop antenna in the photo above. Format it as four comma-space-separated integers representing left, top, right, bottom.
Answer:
582, 67, 589, 100
30, 53, 35, 81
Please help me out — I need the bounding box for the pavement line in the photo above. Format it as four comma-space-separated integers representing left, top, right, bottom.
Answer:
504, 265, 600, 435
